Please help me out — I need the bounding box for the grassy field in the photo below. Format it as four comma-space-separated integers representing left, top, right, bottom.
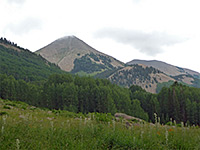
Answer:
0, 98, 200, 150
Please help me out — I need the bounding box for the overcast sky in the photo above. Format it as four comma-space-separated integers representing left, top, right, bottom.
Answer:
0, 0, 200, 73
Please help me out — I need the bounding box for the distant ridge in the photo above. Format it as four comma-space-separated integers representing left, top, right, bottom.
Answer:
127, 59, 200, 78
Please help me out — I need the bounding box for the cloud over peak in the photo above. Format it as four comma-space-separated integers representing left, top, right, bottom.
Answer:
95, 28, 185, 56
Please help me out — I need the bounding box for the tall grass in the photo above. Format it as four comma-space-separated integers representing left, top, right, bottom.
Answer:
0, 99, 200, 149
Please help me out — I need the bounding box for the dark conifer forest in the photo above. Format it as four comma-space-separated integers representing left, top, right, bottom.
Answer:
1, 73, 200, 125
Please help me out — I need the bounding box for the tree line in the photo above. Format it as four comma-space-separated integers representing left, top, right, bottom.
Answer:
0, 73, 148, 121
0, 73, 200, 125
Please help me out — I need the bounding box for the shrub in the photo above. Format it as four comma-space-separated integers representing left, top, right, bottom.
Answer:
3, 105, 11, 109
5, 102, 16, 107
0, 111, 8, 116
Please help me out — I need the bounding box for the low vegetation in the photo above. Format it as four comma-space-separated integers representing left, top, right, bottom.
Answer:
1, 99, 200, 149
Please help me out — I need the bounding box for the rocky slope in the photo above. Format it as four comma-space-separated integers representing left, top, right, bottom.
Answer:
36, 36, 124, 75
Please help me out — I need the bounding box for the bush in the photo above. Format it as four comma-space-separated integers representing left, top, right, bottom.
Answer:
0, 111, 8, 116
93, 113, 113, 123
3, 105, 11, 109
5, 102, 16, 107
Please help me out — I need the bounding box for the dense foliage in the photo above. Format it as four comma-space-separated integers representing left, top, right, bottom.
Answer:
0, 38, 65, 81
0, 73, 148, 121
1, 72, 200, 125
156, 80, 174, 93
157, 82, 200, 125
71, 53, 116, 75
130, 83, 200, 125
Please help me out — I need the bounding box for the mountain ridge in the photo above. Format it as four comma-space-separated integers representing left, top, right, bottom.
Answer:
127, 59, 200, 78
36, 36, 124, 75
35, 35, 200, 92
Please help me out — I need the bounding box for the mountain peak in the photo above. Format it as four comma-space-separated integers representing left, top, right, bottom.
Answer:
36, 36, 124, 72
57, 35, 77, 41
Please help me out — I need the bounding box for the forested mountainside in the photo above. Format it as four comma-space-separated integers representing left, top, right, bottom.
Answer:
0, 38, 65, 81
36, 36, 124, 76
107, 64, 175, 93
36, 36, 200, 93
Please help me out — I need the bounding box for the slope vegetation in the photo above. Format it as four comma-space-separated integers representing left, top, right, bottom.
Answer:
0, 38, 65, 81
127, 59, 200, 89
108, 64, 175, 93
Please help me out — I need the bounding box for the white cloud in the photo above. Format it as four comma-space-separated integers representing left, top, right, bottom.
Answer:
7, 0, 26, 5
95, 28, 185, 56
5, 17, 42, 35
0, 0, 200, 73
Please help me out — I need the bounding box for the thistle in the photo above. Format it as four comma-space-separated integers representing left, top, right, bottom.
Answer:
154, 113, 157, 124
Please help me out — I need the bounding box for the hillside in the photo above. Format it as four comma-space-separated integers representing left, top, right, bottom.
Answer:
127, 59, 200, 89
128, 59, 200, 78
107, 64, 175, 93
0, 38, 65, 81
36, 36, 124, 76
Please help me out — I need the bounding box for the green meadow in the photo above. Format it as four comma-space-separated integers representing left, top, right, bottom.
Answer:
1, 99, 200, 150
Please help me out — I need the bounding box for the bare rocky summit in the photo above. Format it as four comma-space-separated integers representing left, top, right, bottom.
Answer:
36, 36, 124, 73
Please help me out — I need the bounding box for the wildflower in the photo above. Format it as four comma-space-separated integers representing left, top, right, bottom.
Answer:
170, 118, 172, 126
165, 130, 168, 144
112, 120, 115, 130
154, 113, 157, 124
157, 131, 161, 136
181, 122, 184, 128
158, 117, 160, 124
16, 139, 20, 150
168, 128, 174, 132
1, 126, 4, 134
2, 115, 7, 124
173, 120, 176, 126
50, 121, 54, 130
84, 118, 87, 125
141, 130, 144, 139
47, 117, 54, 121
